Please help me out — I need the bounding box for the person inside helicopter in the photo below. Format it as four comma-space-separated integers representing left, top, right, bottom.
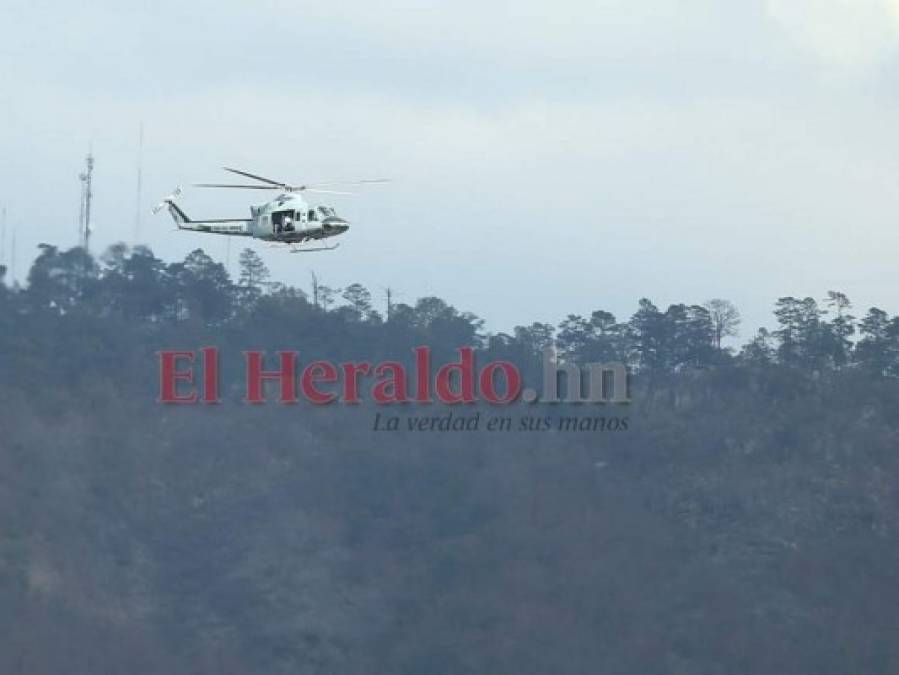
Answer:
272, 211, 295, 237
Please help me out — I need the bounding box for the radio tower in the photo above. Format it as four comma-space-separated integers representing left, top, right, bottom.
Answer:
78, 152, 95, 252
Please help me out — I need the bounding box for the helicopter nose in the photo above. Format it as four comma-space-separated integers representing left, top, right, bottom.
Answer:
323, 218, 349, 234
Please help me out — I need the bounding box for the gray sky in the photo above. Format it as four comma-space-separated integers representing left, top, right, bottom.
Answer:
3, 0, 899, 337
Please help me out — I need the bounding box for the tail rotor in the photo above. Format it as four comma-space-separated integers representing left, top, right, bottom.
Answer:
152, 187, 183, 215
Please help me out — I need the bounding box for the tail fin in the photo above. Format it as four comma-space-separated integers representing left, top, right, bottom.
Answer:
152, 187, 191, 226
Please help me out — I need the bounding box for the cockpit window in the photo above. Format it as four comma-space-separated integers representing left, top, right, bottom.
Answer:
318, 206, 335, 217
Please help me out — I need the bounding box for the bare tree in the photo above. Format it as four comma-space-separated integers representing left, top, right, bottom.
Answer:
318, 284, 339, 311
704, 298, 741, 350
310, 271, 320, 309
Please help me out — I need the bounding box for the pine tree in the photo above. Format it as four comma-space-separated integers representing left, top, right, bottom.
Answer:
238, 248, 270, 293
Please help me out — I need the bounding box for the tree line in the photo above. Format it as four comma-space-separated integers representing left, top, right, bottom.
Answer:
3, 242, 899, 378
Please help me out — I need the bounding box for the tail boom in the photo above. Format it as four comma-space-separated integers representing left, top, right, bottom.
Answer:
153, 187, 252, 236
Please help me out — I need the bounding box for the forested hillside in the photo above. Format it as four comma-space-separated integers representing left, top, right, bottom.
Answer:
2, 243, 899, 674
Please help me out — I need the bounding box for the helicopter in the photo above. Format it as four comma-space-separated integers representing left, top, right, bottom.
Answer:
153, 167, 388, 252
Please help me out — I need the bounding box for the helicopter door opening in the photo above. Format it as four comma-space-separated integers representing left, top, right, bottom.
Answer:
272, 210, 295, 236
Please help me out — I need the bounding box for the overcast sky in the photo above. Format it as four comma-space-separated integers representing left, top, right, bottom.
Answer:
2, 0, 899, 337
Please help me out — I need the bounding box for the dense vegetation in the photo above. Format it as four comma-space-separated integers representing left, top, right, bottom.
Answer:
2, 243, 899, 674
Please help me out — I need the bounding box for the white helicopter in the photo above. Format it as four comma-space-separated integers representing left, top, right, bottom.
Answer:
153, 167, 388, 252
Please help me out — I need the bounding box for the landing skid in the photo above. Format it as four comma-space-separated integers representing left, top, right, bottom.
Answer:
265, 241, 340, 253
290, 242, 340, 253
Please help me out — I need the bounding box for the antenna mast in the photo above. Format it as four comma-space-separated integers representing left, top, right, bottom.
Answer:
78, 152, 95, 252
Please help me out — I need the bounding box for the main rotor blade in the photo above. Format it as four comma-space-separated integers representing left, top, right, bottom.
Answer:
305, 178, 390, 188
305, 189, 355, 195
194, 183, 281, 189
222, 167, 286, 187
